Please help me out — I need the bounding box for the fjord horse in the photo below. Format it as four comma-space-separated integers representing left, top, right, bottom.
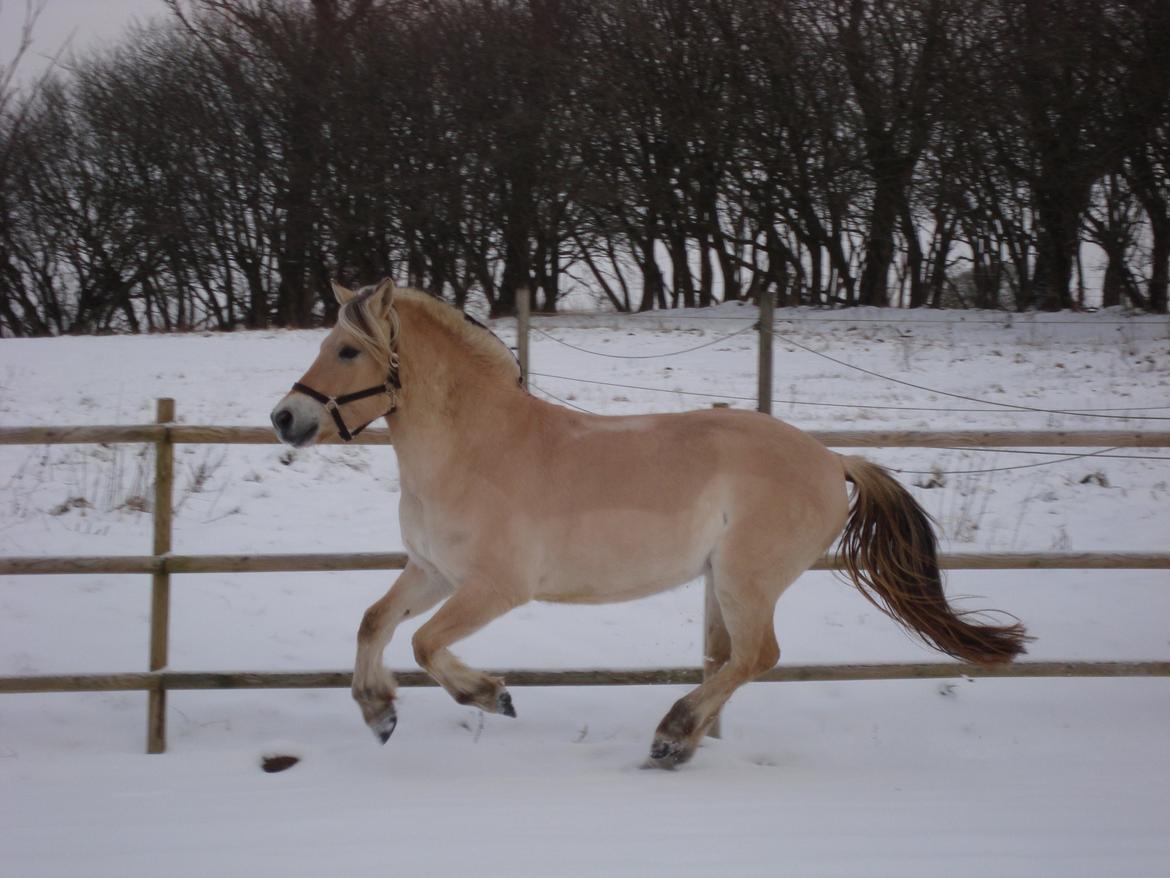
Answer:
270, 279, 1028, 768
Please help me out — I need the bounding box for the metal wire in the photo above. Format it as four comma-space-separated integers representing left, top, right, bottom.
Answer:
529, 322, 756, 359
890, 447, 1125, 476
523, 317, 1170, 473
532, 371, 1170, 419
527, 323, 1170, 418
529, 383, 596, 414
777, 333, 1170, 421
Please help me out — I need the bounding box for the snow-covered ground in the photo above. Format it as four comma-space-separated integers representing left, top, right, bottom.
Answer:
1, 306, 1168, 876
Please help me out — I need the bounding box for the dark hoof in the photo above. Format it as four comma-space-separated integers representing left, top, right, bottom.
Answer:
649, 741, 673, 760
497, 691, 517, 718
369, 709, 397, 744
645, 738, 692, 770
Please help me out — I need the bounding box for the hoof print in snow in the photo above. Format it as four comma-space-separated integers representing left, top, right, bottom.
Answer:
261, 754, 300, 773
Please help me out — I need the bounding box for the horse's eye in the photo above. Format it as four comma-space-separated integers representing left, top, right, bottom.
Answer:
339, 346, 360, 360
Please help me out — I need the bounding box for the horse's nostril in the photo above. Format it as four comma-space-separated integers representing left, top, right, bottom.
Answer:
273, 408, 293, 432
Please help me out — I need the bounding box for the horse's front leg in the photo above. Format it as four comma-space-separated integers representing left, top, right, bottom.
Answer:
411, 579, 523, 717
353, 561, 452, 742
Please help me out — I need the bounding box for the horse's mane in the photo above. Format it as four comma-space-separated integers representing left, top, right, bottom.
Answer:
339, 285, 519, 382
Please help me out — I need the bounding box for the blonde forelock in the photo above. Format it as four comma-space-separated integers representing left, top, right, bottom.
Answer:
337, 289, 400, 375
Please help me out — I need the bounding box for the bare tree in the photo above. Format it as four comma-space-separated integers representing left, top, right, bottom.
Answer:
4, 0, 1169, 337
1124, 120, 1170, 313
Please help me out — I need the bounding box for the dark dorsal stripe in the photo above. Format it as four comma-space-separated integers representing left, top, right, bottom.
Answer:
463, 311, 524, 388
462, 312, 489, 331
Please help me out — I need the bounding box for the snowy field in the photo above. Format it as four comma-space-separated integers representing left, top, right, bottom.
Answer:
1, 305, 1169, 876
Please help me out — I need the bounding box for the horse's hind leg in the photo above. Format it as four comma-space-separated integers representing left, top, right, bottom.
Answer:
353, 562, 452, 742
411, 580, 523, 716
702, 567, 732, 732
647, 566, 790, 769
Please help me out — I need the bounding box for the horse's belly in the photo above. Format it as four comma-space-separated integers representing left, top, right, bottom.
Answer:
534, 507, 718, 604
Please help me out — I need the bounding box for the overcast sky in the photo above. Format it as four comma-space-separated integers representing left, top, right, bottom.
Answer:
2, 0, 170, 82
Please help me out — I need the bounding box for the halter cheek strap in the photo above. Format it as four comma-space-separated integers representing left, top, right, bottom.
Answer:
291, 372, 401, 442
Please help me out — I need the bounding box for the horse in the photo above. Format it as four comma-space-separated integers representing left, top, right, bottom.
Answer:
270, 278, 1029, 768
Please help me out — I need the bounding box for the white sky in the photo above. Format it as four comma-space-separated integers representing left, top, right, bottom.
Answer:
1, 0, 170, 83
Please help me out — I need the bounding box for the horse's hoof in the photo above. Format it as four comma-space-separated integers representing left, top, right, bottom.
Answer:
369, 710, 397, 744
645, 738, 691, 770
649, 740, 672, 760
497, 691, 517, 718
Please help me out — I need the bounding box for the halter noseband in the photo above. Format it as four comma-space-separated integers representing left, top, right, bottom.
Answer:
290, 370, 400, 442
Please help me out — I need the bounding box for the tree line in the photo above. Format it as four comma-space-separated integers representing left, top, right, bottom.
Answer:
1, 0, 1168, 335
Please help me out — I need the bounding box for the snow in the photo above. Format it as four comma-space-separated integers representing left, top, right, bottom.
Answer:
1, 306, 1169, 875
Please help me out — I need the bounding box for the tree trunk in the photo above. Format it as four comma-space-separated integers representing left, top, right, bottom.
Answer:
901, 203, 927, 307
1031, 212, 1078, 311
668, 230, 694, 308
857, 180, 899, 306
698, 234, 714, 308
637, 230, 663, 312
1100, 245, 1124, 309
1150, 215, 1170, 313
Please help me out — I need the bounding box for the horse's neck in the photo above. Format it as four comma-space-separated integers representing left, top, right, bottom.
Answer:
389, 312, 528, 491
391, 381, 527, 496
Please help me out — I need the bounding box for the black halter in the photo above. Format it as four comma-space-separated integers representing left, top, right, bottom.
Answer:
290, 306, 519, 442
291, 368, 401, 442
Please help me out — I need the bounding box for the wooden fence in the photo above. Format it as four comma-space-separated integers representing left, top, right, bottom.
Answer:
2, 403, 1169, 753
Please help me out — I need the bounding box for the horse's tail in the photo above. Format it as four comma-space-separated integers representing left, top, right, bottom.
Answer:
837, 456, 1029, 665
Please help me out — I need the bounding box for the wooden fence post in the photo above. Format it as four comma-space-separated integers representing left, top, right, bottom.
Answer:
147, 398, 175, 753
757, 286, 774, 414
516, 287, 530, 389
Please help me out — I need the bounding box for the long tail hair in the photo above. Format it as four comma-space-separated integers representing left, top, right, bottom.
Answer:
837, 456, 1030, 666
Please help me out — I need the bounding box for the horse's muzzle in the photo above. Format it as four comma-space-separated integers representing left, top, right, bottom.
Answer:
270, 403, 318, 447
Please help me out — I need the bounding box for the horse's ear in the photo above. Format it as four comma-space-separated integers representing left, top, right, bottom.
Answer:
369, 277, 397, 318
331, 281, 356, 305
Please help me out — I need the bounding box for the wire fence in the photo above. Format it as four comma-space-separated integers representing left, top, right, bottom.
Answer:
527, 319, 1170, 420
520, 293, 1170, 474
531, 369, 1170, 423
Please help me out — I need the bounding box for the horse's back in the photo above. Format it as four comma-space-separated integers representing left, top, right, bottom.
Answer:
521, 405, 848, 602
545, 406, 842, 501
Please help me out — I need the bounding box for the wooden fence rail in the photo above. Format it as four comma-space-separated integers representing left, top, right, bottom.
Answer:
2, 550, 1169, 577
4, 661, 1169, 696
5, 425, 1170, 447
1, 404, 1168, 753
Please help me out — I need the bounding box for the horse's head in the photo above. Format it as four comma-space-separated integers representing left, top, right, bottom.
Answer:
270, 278, 401, 446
